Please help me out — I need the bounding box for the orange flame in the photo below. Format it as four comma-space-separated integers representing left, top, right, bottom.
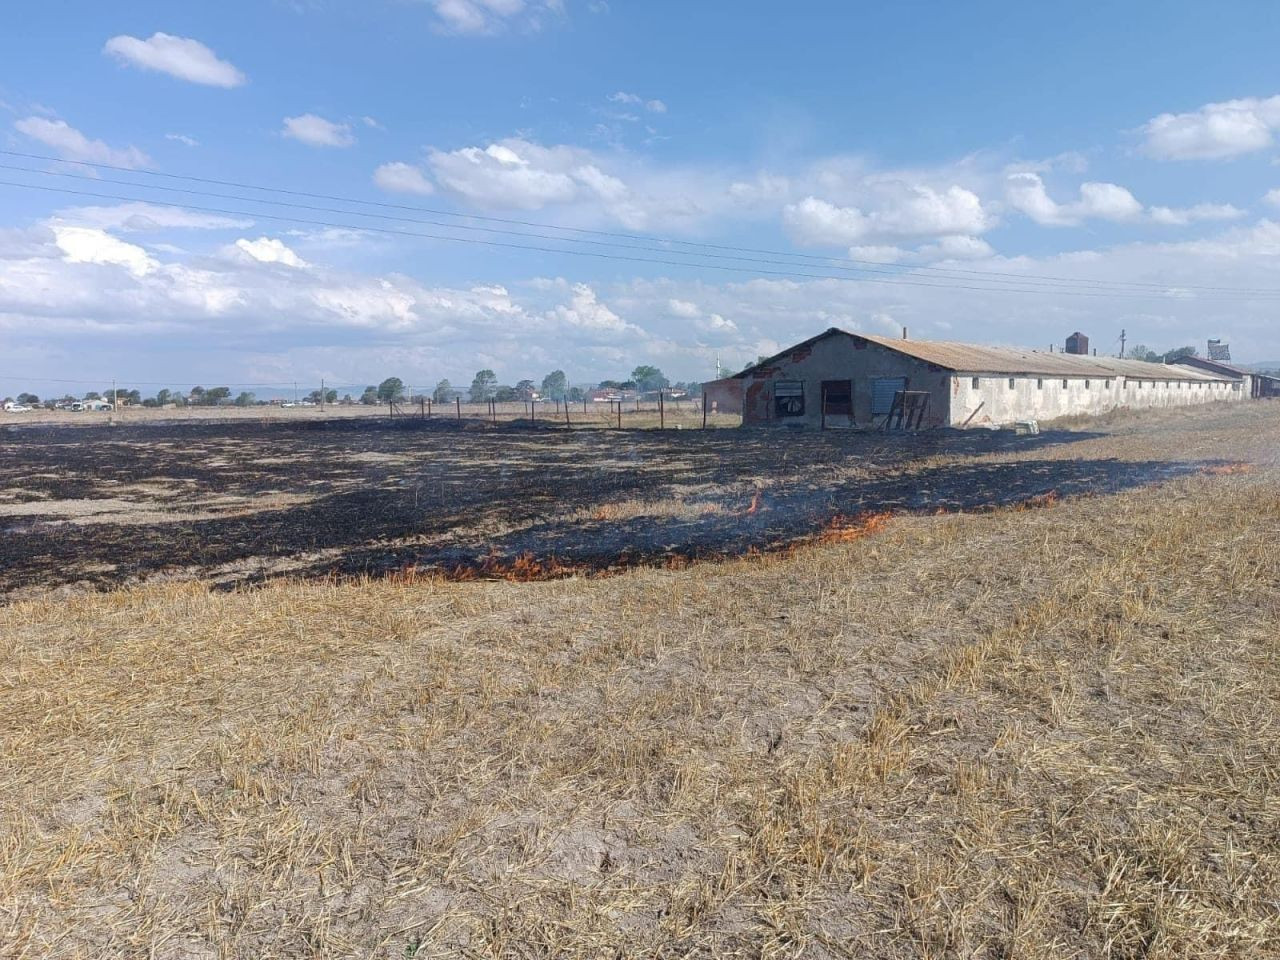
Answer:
385, 489, 1077, 586
744, 489, 762, 515
816, 511, 895, 544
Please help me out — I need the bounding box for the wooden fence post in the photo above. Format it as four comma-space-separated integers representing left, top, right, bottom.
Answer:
702, 393, 708, 429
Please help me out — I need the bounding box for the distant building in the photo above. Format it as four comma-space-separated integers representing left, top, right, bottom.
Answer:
1171, 355, 1280, 399
702, 327, 1246, 429
1208, 338, 1232, 361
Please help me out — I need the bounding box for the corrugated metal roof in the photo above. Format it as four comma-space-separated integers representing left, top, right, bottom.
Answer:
859, 333, 1229, 381
1169, 355, 1249, 378
729, 328, 1236, 382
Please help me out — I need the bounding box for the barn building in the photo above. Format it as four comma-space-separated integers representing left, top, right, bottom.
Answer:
701, 328, 1246, 429
1169, 354, 1280, 399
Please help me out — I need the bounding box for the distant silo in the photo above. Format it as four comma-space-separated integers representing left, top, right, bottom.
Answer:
1065, 331, 1090, 355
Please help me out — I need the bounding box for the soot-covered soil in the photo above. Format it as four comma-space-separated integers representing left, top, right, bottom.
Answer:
0, 411, 1248, 595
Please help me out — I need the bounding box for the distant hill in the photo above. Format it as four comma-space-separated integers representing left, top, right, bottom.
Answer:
1240, 361, 1280, 374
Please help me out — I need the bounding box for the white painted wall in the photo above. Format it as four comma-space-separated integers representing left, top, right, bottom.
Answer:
950, 374, 1243, 426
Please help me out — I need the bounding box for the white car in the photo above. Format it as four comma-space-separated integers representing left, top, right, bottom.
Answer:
3, 402, 33, 412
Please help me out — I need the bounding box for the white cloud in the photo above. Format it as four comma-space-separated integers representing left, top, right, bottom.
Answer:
14, 117, 150, 168
53, 226, 156, 276
51, 203, 251, 233
696, 312, 737, 335
544, 282, 630, 332
428, 0, 562, 34
1008, 173, 1242, 228
1264, 188, 1280, 209
609, 92, 666, 113
1148, 203, 1245, 226
373, 162, 436, 195
282, 114, 354, 148
165, 133, 199, 147
1142, 94, 1280, 161
103, 33, 246, 88
233, 237, 308, 268
783, 185, 991, 245
428, 140, 583, 208
727, 174, 791, 206
848, 245, 906, 264
919, 235, 995, 260
10, 209, 1280, 383
1005, 173, 1142, 226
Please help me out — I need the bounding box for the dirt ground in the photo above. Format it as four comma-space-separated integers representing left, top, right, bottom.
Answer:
1, 405, 1277, 958
2, 403, 1272, 597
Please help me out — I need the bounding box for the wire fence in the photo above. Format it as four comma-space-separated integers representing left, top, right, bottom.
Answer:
3, 392, 742, 430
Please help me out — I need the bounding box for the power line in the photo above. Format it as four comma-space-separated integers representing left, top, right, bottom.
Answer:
15, 160, 1279, 297
5, 148, 1274, 296
4, 176, 1278, 302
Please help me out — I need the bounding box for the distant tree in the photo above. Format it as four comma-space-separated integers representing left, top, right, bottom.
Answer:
469, 369, 498, 402
359, 385, 378, 405
567, 385, 585, 402
141, 397, 161, 408
189, 385, 207, 403
85, 391, 101, 401
631, 365, 668, 392
433, 379, 454, 403
341, 393, 353, 404
598, 379, 624, 389
172, 390, 189, 407
1162, 345, 1197, 363
204, 387, 232, 405
235, 391, 256, 407
515, 379, 536, 400
541, 370, 567, 400
306, 388, 336, 404
16, 392, 38, 405
377, 377, 405, 403
494, 385, 518, 402
155, 389, 172, 406
1126, 344, 1162, 363
124, 389, 141, 405
674, 380, 702, 398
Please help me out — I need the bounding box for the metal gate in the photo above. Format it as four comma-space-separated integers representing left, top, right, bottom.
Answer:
871, 377, 907, 415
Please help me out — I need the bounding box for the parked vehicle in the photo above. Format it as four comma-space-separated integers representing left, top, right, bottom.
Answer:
2, 401, 33, 412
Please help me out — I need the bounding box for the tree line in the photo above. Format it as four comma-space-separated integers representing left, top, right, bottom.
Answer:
6, 367, 704, 410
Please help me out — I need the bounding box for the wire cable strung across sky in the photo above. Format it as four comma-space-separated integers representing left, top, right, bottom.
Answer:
7, 176, 1237, 301
3, 153, 1280, 301
10, 159, 1280, 298
3, 147, 1271, 294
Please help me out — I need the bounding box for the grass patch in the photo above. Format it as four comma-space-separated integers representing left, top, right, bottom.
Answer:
3, 465, 1278, 956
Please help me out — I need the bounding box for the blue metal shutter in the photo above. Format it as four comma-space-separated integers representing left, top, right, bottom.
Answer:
871, 377, 906, 415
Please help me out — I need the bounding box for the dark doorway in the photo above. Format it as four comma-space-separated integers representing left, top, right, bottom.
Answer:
822, 380, 854, 429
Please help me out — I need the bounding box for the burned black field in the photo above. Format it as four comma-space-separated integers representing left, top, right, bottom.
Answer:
0, 415, 1217, 595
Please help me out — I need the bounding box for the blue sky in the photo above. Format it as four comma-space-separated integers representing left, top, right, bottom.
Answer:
4, 0, 1280, 395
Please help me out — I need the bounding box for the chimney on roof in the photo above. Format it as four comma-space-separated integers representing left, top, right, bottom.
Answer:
902, 326, 908, 340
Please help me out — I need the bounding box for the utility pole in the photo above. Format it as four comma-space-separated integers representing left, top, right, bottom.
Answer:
293, 381, 298, 405
1119, 329, 1126, 359
320, 377, 325, 411
112, 379, 117, 417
